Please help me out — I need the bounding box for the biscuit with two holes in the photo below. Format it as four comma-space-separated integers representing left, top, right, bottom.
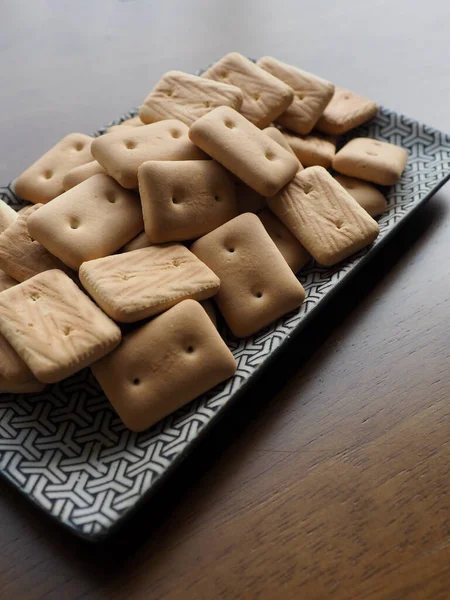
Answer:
334, 175, 387, 217
316, 87, 378, 135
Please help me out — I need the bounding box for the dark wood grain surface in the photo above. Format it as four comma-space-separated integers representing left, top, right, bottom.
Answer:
2, 2, 450, 599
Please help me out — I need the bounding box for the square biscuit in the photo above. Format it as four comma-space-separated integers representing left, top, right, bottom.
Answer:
139, 70, 243, 126
14, 133, 93, 204
91, 300, 236, 432
123, 231, 152, 253
263, 127, 303, 168
189, 106, 299, 196
91, 120, 208, 189
27, 174, 144, 270
259, 209, 309, 273
0, 200, 18, 234
267, 166, 379, 266
202, 52, 294, 128
281, 130, 336, 168
334, 175, 387, 217
0, 205, 72, 282
138, 160, 237, 243
62, 160, 106, 191
0, 269, 121, 383
332, 137, 408, 186
258, 56, 335, 135
190, 213, 305, 338
79, 245, 220, 323
316, 87, 378, 135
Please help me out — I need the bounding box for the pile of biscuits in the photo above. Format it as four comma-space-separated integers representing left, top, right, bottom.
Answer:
0, 53, 408, 432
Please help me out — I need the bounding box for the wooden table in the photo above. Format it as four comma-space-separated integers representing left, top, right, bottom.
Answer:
2, 2, 450, 598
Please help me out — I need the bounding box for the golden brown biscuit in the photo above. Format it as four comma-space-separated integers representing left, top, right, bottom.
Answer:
259, 209, 309, 272
316, 87, 378, 135
91, 300, 236, 432
62, 160, 106, 191
281, 130, 336, 168
334, 175, 387, 217
267, 166, 379, 266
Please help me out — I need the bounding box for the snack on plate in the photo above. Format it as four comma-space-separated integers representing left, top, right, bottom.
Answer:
281, 130, 336, 168
316, 86, 378, 135
334, 175, 387, 217
0, 332, 45, 393
62, 160, 106, 191
259, 209, 309, 272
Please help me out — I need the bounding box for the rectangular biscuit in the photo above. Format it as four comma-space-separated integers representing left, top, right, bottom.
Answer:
259, 209, 309, 272
334, 175, 387, 217
62, 160, 106, 191
0, 269, 122, 383
202, 52, 294, 128
27, 174, 144, 270
257, 56, 335, 135
139, 70, 243, 126
281, 130, 336, 168
79, 245, 220, 322
138, 160, 237, 243
316, 87, 378, 135
267, 166, 379, 266
189, 106, 299, 196
91, 300, 236, 432
91, 120, 208, 189
14, 133, 94, 203
190, 213, 305, 337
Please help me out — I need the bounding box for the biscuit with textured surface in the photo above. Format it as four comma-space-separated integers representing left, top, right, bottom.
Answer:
334, 175, 387, 217
0, 200, 18, 234
0, 270, 121, 383
267, 166, 379, 266
79, 245, 220, 322
202, 52, 294, 128
14, 133, 93, 204
333, 137, 408, 186
138, 160, 237, 243
63, 160, 106, 191
123, 231, 152, 252
107, 116, 144, 133
189, 107, 298, 196
191, 213, 305, 337
0, 205, 71, 282
281, 130, 336, 168
0, 270, 17, 292
91, 120, 207, 189
316, 87, 378, 135
91, 300, 236, 432
259, 209, 309, 272
139, 70, 243, 126
27, 174, 143, 270
258, 56, 334, 135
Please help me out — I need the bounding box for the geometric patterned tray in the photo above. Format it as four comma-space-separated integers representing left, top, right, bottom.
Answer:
1, 96, 450, 540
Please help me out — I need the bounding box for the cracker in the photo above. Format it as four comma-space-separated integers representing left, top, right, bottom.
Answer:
91, 300, 236, 432
0, 270, 121, 383
107, 116, 144, 133
189, 106, 299, 196
14, 133, 93, 204
123, 232, 151, 253
79, 245, 220, 322
138, 160, 237, 243
62, 160, 106, 191
190, 213, 305, 337
263, 126, 303, 167
0, 200, 18, 234
202, 52, 294, 128
258, 56, 334, 135
139, 70, 243, 126
334, 175, 387, 217
332, 137, 408, 186
259, 209, 309, 272
235, 182, 266, 214
0, 205, 72, 282
281, 130, 336, 168
91, 120, 207, 189
267, 166, 379, 266
316, 87, 378, 135
27, 174, 144, 270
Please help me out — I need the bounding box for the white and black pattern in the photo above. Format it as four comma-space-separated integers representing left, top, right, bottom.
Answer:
1, 94, 450, 540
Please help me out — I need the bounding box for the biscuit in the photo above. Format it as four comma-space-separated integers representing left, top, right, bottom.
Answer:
79, 245, 220, 322
0, 269, 121, 383
91, 300, 236, 432
190, 213, 305, 337
281, 130, 336, 168
316, 87, 378, 135
138, 160, 237, 243
62, 160, 106, 191
257, 56, 334, 135
334, 175, 387, 217
0, 200, 18, 234
235, 182, 266, 214
123, 232, 151, 253
14, 133, 93, 204
263, 126, 302, 168
202, 52, 294, 128
0, 205, 72, 282
267, 166, 379, 266
107, 116, 144, 133
91, 120, 207, 189
27, 174, 144, 270
259, 209, 309, 272
0, 270, 17, 292
139, 70, 243, 126
189, 106, 299, 196
332, 137, 408, 186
